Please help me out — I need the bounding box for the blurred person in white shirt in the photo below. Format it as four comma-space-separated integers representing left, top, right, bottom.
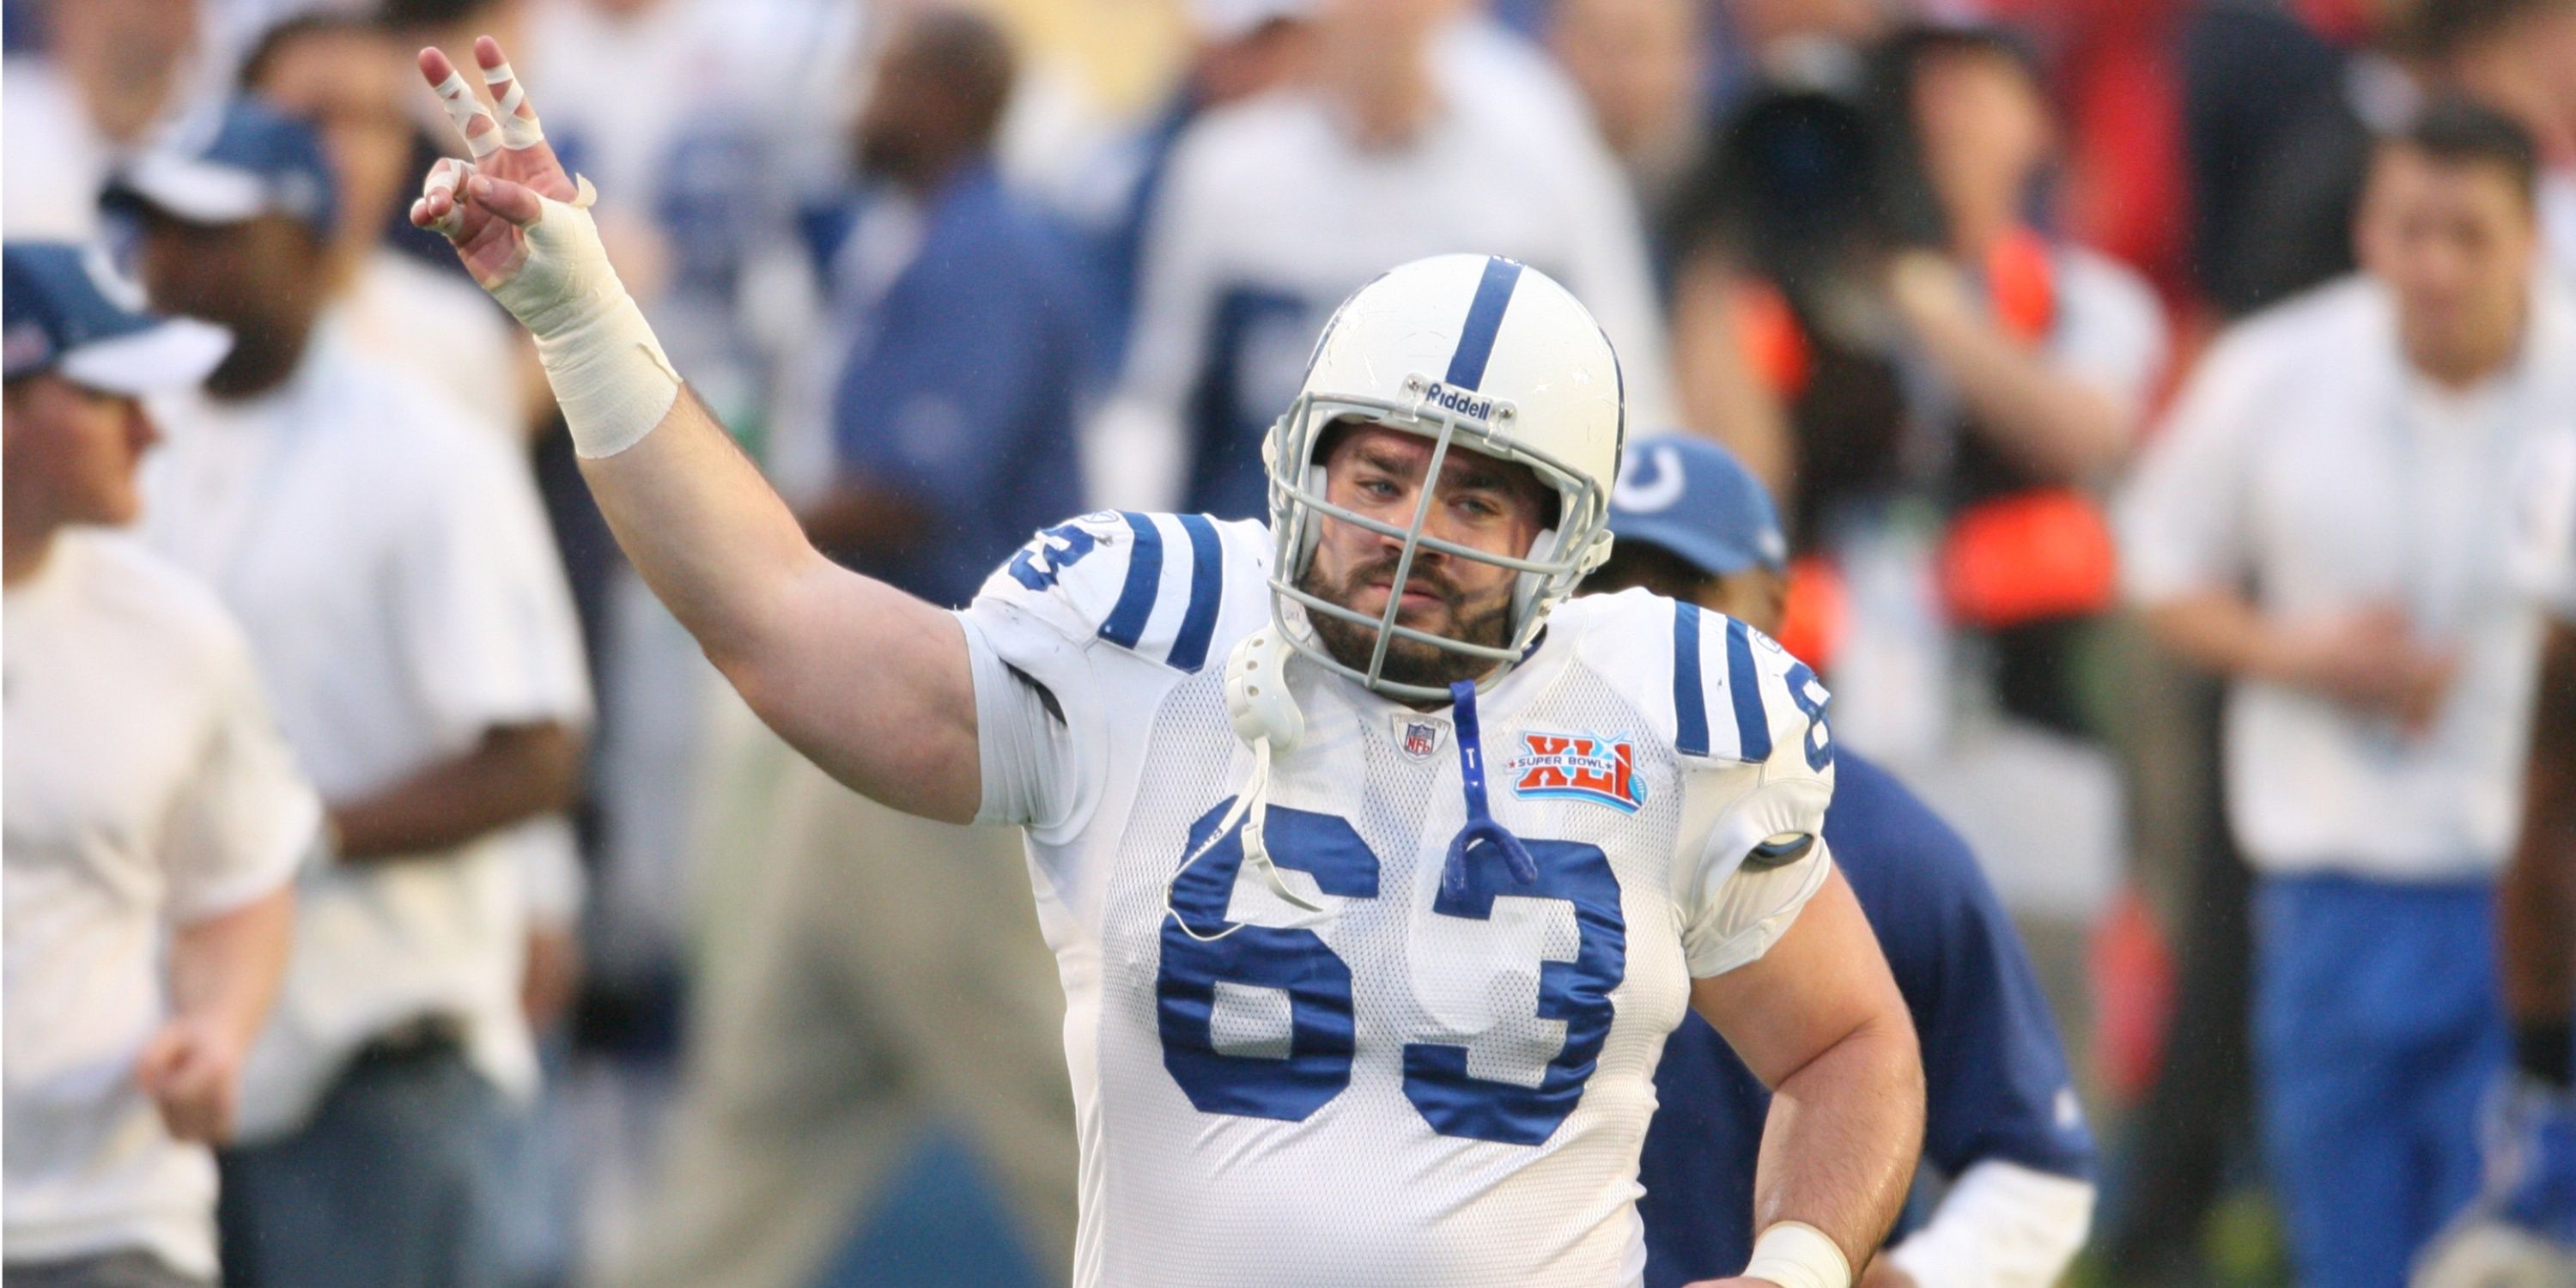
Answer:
2, 0, 218, 240
239, 12, 528, 439
2, 241, 313, 1288
1089, 0, 1675, 520
100, 100, 592, 1288
2121, 100, 2576, 1288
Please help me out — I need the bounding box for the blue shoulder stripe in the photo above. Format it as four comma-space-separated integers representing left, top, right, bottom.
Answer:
1097, 512, 1163, 648
1169, 514, 1225, 672
1725, 617, 1771, 762
1443, 257, 1524, 392
1673, 601, 1709, 756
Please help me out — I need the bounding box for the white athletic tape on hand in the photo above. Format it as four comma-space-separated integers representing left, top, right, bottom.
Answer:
430, 68, 501, 158
1743, 1223, 1853, 1288
420, 157, 475, 237
481, 60, 544, 150
489, 175, 679, 457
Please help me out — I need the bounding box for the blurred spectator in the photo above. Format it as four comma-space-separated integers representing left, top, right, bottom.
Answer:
3, 242, 310, 1288
2409, 0, 2576, 286
3, 0, 217, 240
1592, 436, 2097, 1288
104, 101, 592, 1288
240, 13, 526, 437
1547, 0, 1707, 219
1667, 27, 2162, 1002
1071, 0, 1315, 374
598, 14, 1082, 1288
2185, 0, 2576, 321
793, 15, 1087, 611
1088, 0, 1674, 519
2120, 100, 2576, 1288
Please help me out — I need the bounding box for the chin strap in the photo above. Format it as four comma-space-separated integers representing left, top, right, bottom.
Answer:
1442, 678, 1537, 900
1165, 632, 1329, 940
1162, 735, 1327, 943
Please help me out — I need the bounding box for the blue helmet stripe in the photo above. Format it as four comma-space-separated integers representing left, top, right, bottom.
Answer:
1724, 617, 1771, 762
1443, 257, 1524, 392
1169, 513, 1226, 672
1673, 601, 1709, 756
1098, 512, 1163, 648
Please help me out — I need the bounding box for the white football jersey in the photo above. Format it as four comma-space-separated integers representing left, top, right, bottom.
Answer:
959, 510, 1837, 1287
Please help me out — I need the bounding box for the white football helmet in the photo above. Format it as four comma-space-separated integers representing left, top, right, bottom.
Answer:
1261, 253, 1627, 703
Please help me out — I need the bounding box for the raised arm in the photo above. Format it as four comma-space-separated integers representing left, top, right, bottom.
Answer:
408, 39, 981, 821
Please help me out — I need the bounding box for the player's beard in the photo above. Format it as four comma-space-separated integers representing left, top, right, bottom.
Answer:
1298, 553, 1514, 693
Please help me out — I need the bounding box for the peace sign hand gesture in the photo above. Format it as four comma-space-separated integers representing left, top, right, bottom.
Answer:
407, 35, 677, 457
410, 37, 579, 293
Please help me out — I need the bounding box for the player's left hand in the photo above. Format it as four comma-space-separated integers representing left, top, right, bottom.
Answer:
409, 36, 580, 294
133, 1016, 246, 1144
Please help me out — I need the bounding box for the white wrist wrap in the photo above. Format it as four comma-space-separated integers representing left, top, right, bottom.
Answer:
492, 176, 680, 458
1744, 1221, 1853, 1288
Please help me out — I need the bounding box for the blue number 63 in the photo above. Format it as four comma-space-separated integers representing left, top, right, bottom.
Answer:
1155, 799, 1627, 1146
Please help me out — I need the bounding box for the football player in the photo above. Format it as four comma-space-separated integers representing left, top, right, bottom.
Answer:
406, 38, 1924, 1287
1586, 435, 2096, 1288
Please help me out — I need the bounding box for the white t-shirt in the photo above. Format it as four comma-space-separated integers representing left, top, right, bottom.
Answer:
140, 326, 593, 1140
1091, 67, 1677, 514
333, 250, 523, 439
2118, 276, 2576, 878
3, 532, 317, 1276
959, 512, 1832, 1286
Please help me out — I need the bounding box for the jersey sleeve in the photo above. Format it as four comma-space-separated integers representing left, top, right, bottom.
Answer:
1668, 607, 1838, 978
164, 618, 323, 923
954, 510, 1244, 843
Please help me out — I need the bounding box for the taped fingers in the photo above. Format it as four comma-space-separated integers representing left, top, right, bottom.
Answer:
429, 66, 501, 158
418, 157, 477, 237
481, 57, 545, 150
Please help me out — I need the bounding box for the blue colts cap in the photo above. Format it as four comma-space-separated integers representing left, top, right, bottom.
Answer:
100, 99, 338, 234
1606, 434, 1789, 579
3, 241, 232, 392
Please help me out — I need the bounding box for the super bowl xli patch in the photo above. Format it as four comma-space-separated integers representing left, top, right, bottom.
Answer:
1506, 732, 1645, 813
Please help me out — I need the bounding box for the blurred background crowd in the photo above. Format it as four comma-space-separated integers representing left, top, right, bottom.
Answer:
4, 0, 2574, 1285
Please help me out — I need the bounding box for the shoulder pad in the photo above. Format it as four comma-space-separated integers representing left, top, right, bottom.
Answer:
970, 511, 1263, 675
1571, 590, 1830, 769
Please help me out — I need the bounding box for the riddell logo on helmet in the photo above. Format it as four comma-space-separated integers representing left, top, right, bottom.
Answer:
1423, 382, 1498, 422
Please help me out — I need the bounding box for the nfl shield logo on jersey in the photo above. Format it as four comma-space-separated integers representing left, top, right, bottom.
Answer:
1390, 714, 1449, 762
1507, 732, 1646, 813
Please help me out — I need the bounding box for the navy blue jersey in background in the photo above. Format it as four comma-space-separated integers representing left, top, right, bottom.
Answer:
1636, 751, 2095, 1286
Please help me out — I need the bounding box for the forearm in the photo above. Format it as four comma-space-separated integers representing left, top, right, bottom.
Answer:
1751, 1005, 1929, 1273
1906, 305, 2129, 483
330, 722, 581, 861
2140, 592, 2294, 683
580, 388, 841, 666
167, 887, 295, 1053
2506, 622, 2576, 1030
407, 41, 987, 825
1882, 1160, 2095, 1288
